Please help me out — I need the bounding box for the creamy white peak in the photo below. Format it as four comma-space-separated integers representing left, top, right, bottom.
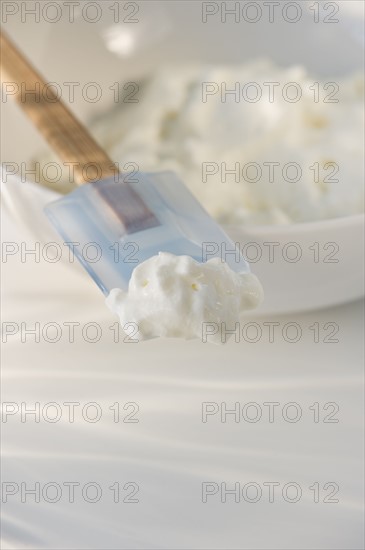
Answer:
90, 61, 363, 225
106, 252, 263, 343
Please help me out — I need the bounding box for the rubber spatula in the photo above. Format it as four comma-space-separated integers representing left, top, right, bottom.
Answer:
0, 32, 250, 294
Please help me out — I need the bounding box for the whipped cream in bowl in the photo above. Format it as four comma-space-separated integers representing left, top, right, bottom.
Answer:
91, 61, 364, 226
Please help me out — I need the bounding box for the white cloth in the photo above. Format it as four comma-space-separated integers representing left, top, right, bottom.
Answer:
1, 183, 363, 549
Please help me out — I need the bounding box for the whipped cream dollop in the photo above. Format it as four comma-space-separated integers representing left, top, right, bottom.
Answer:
106, 253, 263, 343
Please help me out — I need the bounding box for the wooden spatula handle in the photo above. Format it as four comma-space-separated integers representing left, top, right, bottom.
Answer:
0, 31, 118, 185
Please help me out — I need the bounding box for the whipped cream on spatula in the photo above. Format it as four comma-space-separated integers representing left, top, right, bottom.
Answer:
106, 252, 263, 344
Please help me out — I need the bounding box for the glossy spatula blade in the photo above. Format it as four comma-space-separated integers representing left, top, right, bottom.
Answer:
45, 171, 250, 295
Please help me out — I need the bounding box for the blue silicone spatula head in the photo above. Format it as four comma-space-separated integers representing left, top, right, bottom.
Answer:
45, 171, 250, 295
